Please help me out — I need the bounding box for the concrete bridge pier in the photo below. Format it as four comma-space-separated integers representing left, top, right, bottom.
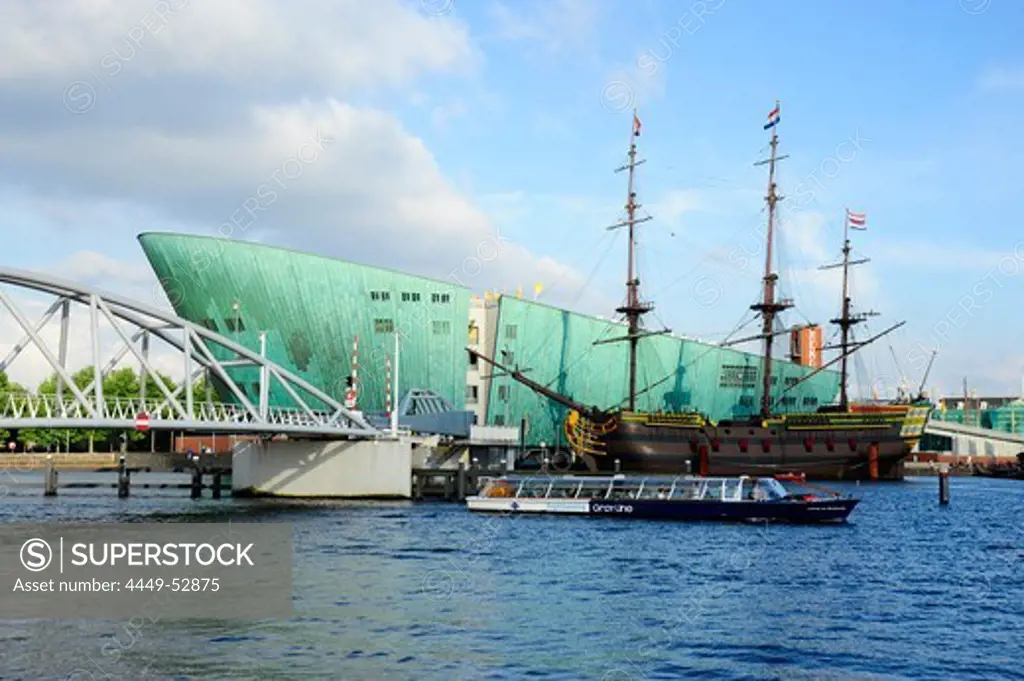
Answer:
232, 438, 412, 498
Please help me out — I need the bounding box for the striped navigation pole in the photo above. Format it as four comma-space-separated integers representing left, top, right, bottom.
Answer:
384, 352, 392, 420
345, 334, 359, 411
391, 331, 400, 436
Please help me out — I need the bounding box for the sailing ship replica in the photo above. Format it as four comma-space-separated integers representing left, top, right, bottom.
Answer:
471, 103, 932, 480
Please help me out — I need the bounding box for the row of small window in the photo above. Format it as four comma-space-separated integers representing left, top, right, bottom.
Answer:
369, 290, 451, 304
372, 319, 451, 334
719, 369, 801, 389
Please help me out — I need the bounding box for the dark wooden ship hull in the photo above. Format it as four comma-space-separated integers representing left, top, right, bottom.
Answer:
568, 404, 932, 481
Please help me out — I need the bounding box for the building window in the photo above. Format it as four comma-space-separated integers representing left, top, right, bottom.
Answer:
505, 324, 518, 340
200, 318, 218, 331
785, 376, 799, 387
401, 292, 421, 302
432, 320, 450, 335
738, 395, 754, 407
469, 353, 478, 369
494, 414, 505, 426
224, 317, 245, 332
468, 323, 479, 345
719, 364, 757, 388
374, 318, 394, 333
501, 350, 515, 365
370, 290, 391, 302
803, 396, 818, 406
432, 293, 451, 303
780, 396, 796, 406
466, 385, 478, 403
498, 385, 509, 401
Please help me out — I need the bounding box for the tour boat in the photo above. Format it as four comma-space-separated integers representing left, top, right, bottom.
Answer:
466, 474, 859, 523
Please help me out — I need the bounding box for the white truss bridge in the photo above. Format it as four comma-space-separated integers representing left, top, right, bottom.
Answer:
0, 267, 380, 438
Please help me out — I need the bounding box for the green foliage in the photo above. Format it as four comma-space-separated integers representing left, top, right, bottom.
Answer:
0, 370, 28, 443
0, 370, 27, 395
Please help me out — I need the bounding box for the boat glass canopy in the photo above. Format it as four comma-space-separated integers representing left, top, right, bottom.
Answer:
477, 475, 793, 503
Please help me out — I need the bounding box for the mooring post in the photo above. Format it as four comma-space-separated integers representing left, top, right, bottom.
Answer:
939, 462, 950, 505
44, 455, 58, 497
117, 455, 130, 498
614, 458, 621, 474
191, 466, 203, 500
443, 473, 453, 501
212, 471, 223, 500
413, 473, 422, 500
457, 461, 467, 501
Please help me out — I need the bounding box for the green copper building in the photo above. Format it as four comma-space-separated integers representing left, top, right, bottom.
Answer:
140, 232, 840, 444
139, 232, 470, 414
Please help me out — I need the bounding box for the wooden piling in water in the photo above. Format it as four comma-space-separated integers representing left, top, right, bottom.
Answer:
190, 468, 203, 499
939, 462, 950, 505
43, 456, 58, 497
117, 455, 130, 498
457, 462, 467, 501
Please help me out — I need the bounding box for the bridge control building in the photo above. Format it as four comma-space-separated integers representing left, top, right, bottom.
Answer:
140, 232, 841, 446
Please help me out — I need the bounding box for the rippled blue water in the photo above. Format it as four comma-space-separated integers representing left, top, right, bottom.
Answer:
0, 474, 1022, 680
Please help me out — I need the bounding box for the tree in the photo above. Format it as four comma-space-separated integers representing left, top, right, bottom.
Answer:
0, 370, 27, 444
18, 428, 65, 452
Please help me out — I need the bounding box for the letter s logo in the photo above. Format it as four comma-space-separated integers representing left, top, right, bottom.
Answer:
21, 538, 52, 572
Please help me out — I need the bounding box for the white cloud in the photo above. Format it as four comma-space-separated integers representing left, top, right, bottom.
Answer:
488, 0, 599, 53
0, 0, 476, 90
0, 98, 590, 309
0, 0, 590, 311
43, 251, 157, 294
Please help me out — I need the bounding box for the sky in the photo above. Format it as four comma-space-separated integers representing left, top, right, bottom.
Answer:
0, 0, 1022, 400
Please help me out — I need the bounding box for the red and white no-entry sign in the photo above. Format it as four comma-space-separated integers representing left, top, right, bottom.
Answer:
135, 412, 150, 432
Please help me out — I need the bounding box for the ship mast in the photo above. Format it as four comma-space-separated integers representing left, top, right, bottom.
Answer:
820, 209, 876, 410
609, 109, 653, 411
751, 101, 791, 419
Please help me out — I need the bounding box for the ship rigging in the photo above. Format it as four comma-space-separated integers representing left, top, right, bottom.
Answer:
468, 103, 932, 480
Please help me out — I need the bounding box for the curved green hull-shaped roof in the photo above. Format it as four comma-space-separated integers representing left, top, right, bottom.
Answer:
140, 232, 839, 444
139, 232, 470, 412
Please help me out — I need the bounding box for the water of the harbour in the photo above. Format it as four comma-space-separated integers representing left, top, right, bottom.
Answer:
0, 473, 1022, 680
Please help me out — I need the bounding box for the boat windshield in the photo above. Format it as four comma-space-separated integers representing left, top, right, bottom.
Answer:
755, 478, 788, 500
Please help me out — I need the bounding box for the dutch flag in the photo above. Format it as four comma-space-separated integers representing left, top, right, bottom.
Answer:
847, 209, 867, 230
764, 102, 780, 130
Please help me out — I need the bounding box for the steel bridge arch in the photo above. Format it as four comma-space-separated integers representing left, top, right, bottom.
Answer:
0, 266, 379, 437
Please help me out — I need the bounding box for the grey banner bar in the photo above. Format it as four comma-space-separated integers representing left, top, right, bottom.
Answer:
0, 523, 292, 619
